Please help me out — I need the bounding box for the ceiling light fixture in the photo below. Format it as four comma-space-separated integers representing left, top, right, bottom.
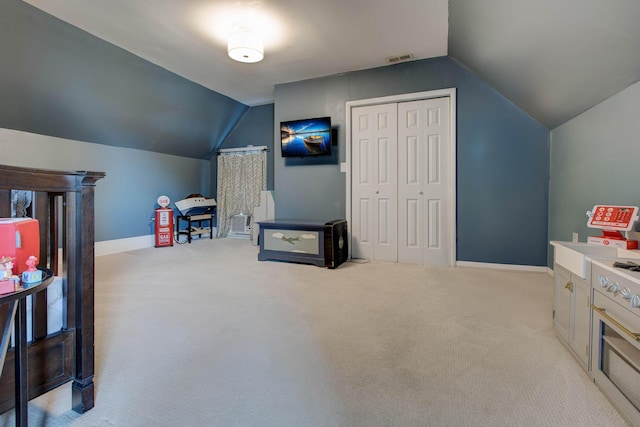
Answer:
228, 27, 264, 63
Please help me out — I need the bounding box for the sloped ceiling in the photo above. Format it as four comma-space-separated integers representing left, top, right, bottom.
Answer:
20, 0, 448, 106
21, 0, 640, 129
448, 0, 640, 129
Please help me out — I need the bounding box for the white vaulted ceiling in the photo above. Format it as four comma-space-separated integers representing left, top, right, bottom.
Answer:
22, 0, 640, 129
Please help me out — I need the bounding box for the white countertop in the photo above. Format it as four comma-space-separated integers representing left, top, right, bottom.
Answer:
551, 240, 640, 259
551, 240, 640, 280
590, 258, 640, 285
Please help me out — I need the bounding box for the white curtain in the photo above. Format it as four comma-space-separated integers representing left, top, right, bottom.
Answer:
216, 150, 266, 238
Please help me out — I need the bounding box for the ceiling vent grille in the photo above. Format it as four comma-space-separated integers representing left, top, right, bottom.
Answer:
386, 53, 414, 64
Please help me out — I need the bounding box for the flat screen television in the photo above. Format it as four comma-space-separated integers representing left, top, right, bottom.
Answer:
280, 116, 332, 157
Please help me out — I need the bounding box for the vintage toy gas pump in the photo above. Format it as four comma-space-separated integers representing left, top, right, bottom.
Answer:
154, 195, 174, 247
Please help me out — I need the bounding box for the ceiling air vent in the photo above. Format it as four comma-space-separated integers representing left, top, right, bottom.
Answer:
386, 53, 414, 64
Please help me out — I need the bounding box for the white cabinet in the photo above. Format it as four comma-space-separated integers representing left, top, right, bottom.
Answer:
554, 266, 572, 340
572, 277, 591, 366
554, 264, 591, 370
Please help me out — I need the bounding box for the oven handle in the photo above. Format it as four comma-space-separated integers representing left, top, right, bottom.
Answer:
592, 305, 640, 341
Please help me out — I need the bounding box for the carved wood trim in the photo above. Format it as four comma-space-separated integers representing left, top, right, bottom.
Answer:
0, 164, 104, 414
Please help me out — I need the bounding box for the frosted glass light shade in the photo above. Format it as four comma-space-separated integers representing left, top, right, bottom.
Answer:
228, 30, 264, 63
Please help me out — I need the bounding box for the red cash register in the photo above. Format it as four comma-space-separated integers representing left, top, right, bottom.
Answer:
587, 205, 639, 249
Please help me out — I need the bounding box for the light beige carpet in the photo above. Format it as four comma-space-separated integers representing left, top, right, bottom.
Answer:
0, 237, 630, 426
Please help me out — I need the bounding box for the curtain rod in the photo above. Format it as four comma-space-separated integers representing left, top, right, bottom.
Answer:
217, 145, 268, 155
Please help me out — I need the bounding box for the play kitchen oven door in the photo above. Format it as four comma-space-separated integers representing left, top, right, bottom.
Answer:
591, 263, 640, 426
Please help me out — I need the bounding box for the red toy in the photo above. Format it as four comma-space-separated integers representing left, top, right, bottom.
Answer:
587, 205, 639, 249
0, 218, 40, 274
22, 255, 43, 284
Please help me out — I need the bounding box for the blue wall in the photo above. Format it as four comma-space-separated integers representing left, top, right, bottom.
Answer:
1, 0, 550, 265
274, 57, 550, 266
549, 80, 640, 265
0, 0, 247, 160
211, 104, 275, 198
0, 0, 249, 240
0, 128, 209, 242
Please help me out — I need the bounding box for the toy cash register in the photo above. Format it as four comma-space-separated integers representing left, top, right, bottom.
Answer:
586, 205, 639, 249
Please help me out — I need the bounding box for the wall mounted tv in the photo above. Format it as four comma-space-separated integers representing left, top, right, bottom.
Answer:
280, 116, 332, 157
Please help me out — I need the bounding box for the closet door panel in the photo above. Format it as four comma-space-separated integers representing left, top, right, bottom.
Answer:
398, 98, 451, 265
351, 104, 397, 261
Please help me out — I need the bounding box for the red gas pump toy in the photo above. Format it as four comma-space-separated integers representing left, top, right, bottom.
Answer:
154, 195, 174, 247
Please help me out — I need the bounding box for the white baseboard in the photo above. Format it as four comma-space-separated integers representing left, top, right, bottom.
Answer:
95, 235, 154, 257
95, 228, 218, 257
456, 260, 549, 273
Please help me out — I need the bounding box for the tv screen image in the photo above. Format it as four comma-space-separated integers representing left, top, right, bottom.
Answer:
281, 117, 332, 157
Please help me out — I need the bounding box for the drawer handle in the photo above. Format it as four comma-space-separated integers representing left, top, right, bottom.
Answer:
592, 305, 640, 341
565, 282, 573, 292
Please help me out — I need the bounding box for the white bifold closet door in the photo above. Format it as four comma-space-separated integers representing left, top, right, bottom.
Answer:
351, 97, 451, 266
351, 103, 398, 262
